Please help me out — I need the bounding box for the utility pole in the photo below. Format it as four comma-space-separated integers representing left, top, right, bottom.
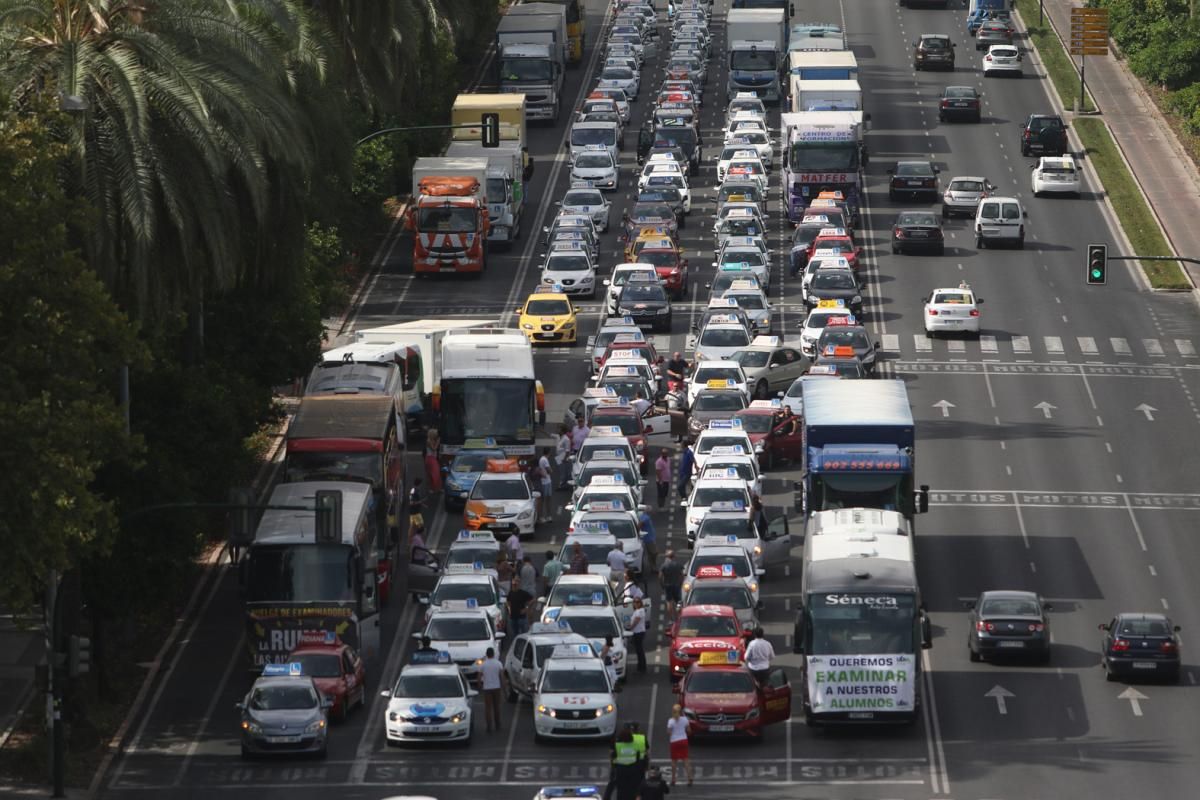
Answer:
44, 570, 64, 798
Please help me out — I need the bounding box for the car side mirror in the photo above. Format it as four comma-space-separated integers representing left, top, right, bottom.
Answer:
468, 689, 479, 698
321, 695, 335, 709
378, 690, 391, 698
1174, 625, 1182, 632
234, 701, 244, 710
977, 298, 984, 304
513, 309, 521, 315
1043, 602, 1053, 611
964, 601, 976, 610
1023, 210, 1029, 218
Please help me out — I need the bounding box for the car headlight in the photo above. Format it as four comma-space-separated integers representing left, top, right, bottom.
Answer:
682, 706, 696, 719
563, 321, 576, 329
746, 706, 761, 719
305, 719, 327, 733
618, 308, 631, 315
580, 276, 593, 284
522, 323, 534, 330
465, 509, 478, 520
599, 704, 616, 715
450, 711, 468, 724
537, 704, 557, 717
695, 351, 708, 360
657, 307, 670, 314
852, 296, 862, 305
753, 545, 762, 556
518, 509, 533, 520
748, 581, 759, 594
241, 720, 262, 734
688, 515, 702, 525
445, 478, 462, 491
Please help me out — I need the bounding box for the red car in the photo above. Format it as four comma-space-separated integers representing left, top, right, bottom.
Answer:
599, 338, 661, 372
806, 228, 861, 270
675, 651, 792, 738
668, 604, 748, 680
287, 632, 367, 721
733, 405, 804, 470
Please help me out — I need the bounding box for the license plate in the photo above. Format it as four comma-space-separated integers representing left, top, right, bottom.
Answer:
411, 726, 442, 732
910, 230, 928, 237
953, 101, 968, 107
439, 267, 457, 272
998, 640, 1025, 648
559, 720, 592, 728
907, 180, 923, 187
848, 712, 874, 720
1132, 661, 1157, 669
266, 735, 301, 744
708, 724, 735, 732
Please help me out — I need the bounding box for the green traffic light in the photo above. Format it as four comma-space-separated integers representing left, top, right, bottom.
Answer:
1091, 268, 1102, 279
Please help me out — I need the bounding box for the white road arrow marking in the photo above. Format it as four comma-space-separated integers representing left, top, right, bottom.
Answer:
1134, 403, 1157, 421
1119, 687, 1148, 717
933, 400, 955, 418
985, 685, 1015, 715
1034, 401, 1057, 419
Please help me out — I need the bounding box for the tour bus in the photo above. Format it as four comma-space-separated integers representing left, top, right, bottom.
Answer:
240, 482, 382, 668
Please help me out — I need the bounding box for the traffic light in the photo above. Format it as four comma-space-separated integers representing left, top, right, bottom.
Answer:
1086, 243, 1107, 285
481, 113, 500, 148
314, 490, 343, 543
68, 635, 91, 676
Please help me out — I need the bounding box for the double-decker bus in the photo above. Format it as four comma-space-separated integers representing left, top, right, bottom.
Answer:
794, 530, 931, 725
434, 329, 545, 468
240, 482, 382, 668
538, 0, 584, 63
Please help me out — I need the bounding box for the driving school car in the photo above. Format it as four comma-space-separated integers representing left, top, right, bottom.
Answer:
533, 645, 618, 742
668, 603, 749, 679
381, 650, 476, 745
675, 651, 792, 738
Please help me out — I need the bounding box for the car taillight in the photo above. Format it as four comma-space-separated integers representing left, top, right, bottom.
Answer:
940, 100, 949, 108
970, 309, 980, 317
976, 620, 992, 631
985, 55, 992, 61
1112, 639, 1130, 652
1023, 130, 1031, 140
1161, 640, 1178, 653
1029, 623, 1044, 632
928, 308, 939, 316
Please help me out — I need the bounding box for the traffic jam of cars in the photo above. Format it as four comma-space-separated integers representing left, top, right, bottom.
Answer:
232, 0, 1183, 773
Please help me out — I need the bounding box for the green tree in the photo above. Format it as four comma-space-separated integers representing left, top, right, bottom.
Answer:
0, 96, 144, 614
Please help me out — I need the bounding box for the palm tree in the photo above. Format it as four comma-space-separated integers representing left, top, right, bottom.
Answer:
0, 0, 326, 313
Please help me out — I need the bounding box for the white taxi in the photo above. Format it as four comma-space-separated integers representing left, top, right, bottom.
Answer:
541, 245, 597, 298
587, 315, 647, 368
413, 604, 505, 688
701, 450, 762, 497
559, 531, 629, 582
423, 573, 506, 633
723, 153, 768, 195
571, 509, 645, 570
572, 459, 644, 507
559, 183, 612, 232
687, 360, 750, 407
724, 130, 773, 169
595, 351, 660, 395
504, 622, 596, 700
924, 282, 982, 337
799, 302, 856, 358
1030, 155, 1080, 197
382, 651, 476, 745
714, 237, 771, 289
556, 605, 631, 679
683, 543, 762, 605
692, 420, 756, 476
444, 530, 502, 579
565, 487, 642, 532
694, 314, 753, 361
464, 468, 539, 539
571, 432, 638, 483
533, 645, 618, 742
721, 282, 772, 333
694, 500, 762, 566
716, 147, 758, 183
684, 472, 753, 543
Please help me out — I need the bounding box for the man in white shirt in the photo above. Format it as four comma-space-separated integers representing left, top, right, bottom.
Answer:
631, 390, 651, 418
627, 598, 647, 673
480, 647, 507, 732
606, 541, 627, 574
555, 426, 573, 490
744, 626, 775, 684
570, 415, 591, 452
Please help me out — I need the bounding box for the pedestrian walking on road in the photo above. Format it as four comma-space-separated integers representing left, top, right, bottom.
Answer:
555, 425, 573, 490
537, 447, 554, 521
542, 549, 565, 595
570, 415, 591, 452
628, 598, 647, 674
480, 647, 506, 732
507, 579, 533, 638
660, 550, 682, 624
408, 478, 427, 532
424, 428, 442, 493
676, 443, 695, 502
604, 726, 642, 800
666, 704, 692, 786
519, 555, 538, 596
745, 627, 775, 685
639, 511, 658, 576
655, 450, 671, 509
601, 636, 620, 689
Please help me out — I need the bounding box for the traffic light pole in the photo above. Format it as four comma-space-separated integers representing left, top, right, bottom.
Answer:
45, 569, 64, 798
1107, 255, 1200, 267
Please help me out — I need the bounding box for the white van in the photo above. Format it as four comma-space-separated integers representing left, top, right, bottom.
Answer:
974, 196, 1026, 249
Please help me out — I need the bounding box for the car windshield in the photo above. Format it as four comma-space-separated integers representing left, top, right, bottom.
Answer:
700, 328, 751, 348
732, 350, 769, 368
694, 367, 742, 384
992, 47, 1018, 57
541, 668, 610, 693
446, 546, 497, 569
721, 250, 765, 268
686, 670, 755, 693
719, 219, 762, 238
559, 614, 620, 637
613, 270, 655, 287
655, 128, 697, 149
944, 87, 975, 99
728, 161, 763, 176
698, 516, 755, 537
949, 180, 984, 192
602, 67, 634, 80
548, 586, 611, 608
561, 542, 615, 563
249, 684, 317, 711
580, 465, 638, 487
565, 190, 604, 206
895, 163, 931, 177
289, 653, 342, 678
678, 615, 740, 637
694, 393, 746, 412
898, 213, 938, 226
692, 487, 750, 507
980, 597, 1041, 616
526, 299, 571, 315
819, 329, 869, 349
690, 553, 751, 577
469, 478, 529, 501
730, 49, 777, 70
431, 582, 497, 606
813, 273, 856, 290
622, 284, 667, 301
719, 185, 760, 203
729, 294, 764, 310
392, 673, 464, 698
636, 251, 678, 269
735, 412, 773, 433
580, 443, 630, 463
921, 37, 948, 50
633, 204, 674, 221
576, 153, 613, 168
546, 256, 590, 272
426, 618, 490, 640
689, 585, 752, 608
646, 175, 684, 190
805, 312, 850, 329
590, 413, 640, 436
600, 379, 648, 399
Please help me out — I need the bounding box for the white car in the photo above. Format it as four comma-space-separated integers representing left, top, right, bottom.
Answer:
565, 485, 643, 531
1030, 156, 1080, 196
701, 452, 762, 498
687, 360, 749, 406
714, 246, 771, 292
559, 531, 629, 582
694, 317, 753, 361
587, 314, 646, 365
982, 44, 1022, 76
533, 646, 619, 743
560, 185, 612, 232
642, 172, 692, 213
726, 93, 767, 124
942, 175, 995, 218
694, 503, 763, 567
573, 509, 645, 573
423, 573, 506, 632
382, 653, 476, 745
799, 304, 856, 358
589, 87, 632, 123
638, 161, 685, 194
598, 65, 640, 99
465, 471, 539, 539
541, 245, 597, 297
924, 282, 983, 337
414, 605, 505, 688
722, 154, 768, 194
503, 622, 596, 700
716, 145, 758, 183
723, 111, 768, 139
541, 573, 650, 634
725, 129, 772, 168
571, 148, 619, 191
721, 284, 772, 333
444, 530, 501, 579
570, 435, 638, 482
555, 606, 631, 679
604, 264, 661, 315
692, 421, 755, 476
684, 475, 753, 543
606, 43, 644, 69
682, 543, 762, 605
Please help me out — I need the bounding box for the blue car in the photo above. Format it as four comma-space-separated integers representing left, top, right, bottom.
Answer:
442, 446, 506, 510
968, 7, 1011, 36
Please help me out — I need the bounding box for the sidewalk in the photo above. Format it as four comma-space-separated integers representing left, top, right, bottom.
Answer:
1036, 0, 1200, 288
0, 615, 43, 749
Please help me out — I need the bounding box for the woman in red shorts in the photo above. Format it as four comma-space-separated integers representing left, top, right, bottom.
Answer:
666, 703, 692, 786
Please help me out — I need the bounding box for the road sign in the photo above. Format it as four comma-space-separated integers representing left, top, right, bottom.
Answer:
1070, 6, 1108, 17
1070, 21, 1110, 31
1070, 47, 1110, 56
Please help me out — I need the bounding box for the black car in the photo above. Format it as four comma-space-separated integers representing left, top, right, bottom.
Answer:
639, 122, 701, 172
635, 188, 687, 227
913, 34, 955, 70
809, 353, 867, 378
804, 270, 863, 316
891, 211, 945, 255
1099, 613, 1182, 683
888, 161, 941, 201
789, 221, 829, 274
1020, 114, 1069, 157
967, 590, 1052, 664
938, 86, 982, 123
617, 279, 673, 332
815, 324, 880, 374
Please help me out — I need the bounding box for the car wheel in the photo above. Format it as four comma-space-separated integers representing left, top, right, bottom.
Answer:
888, 189, 897, 201
936, 244, 945, 256
1016, 235, 1025, 249
534, 732, 548, 744
968, 643, 981, 662
974, 113, 981, 123
336, 698, 348, 723
1104, 663, 1118, 682
315, 744, 328, 760
926, 328, 935, 339
755, 379, 769, 400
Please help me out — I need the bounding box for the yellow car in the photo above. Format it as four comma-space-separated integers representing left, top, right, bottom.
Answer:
515, 287, 578, 345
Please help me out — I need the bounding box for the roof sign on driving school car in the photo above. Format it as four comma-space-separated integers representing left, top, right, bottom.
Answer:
708, 419, 743, 430
263, 662, 304, 677
410, 650, 453, 664
721, 564, 735, 576
709, 446, 746, 456
710, 500, 746, 511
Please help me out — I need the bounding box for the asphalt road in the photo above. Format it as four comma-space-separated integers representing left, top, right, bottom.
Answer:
97, 0, 1200, 799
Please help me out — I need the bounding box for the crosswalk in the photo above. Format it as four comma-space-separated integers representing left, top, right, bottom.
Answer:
878, 334, 1198, 361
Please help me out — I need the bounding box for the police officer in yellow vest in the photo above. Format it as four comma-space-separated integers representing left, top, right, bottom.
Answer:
604, 725, 642, 800
630, 721, 648, 780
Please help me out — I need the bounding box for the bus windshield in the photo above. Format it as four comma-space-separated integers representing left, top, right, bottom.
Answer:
440, 378, 536, 446
244, 544, 356, 603
789, 141, 859, 172
805, 592, 917, 654
814, 473, 909, 514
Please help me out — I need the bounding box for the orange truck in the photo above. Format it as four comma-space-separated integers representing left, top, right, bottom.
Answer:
408, 157, 491, 275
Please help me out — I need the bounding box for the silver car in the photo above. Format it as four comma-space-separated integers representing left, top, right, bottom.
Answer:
560, 185, 612, 232
237, 668, 331, 759
942, 175, 996, 218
